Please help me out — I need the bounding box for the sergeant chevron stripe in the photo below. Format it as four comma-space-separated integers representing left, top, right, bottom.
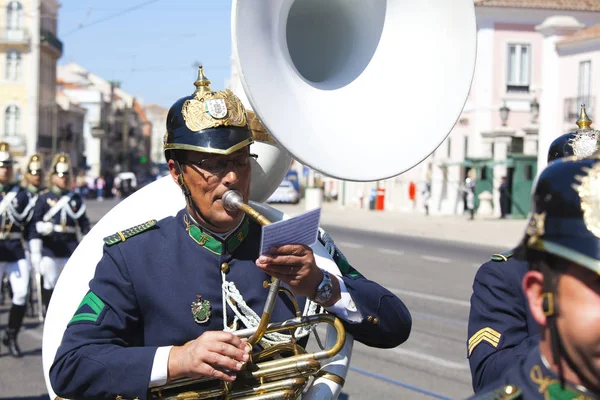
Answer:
468, 327, 501, 356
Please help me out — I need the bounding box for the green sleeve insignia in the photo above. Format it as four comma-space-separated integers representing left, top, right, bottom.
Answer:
103, 219, 158, 246
491, 250, 514, 262
69, 291, 106, 324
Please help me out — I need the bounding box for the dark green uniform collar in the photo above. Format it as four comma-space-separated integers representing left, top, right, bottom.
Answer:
530, 353, 599, 399
26, 185, 39, 194
51, 185, 68, 195
184, 213, 250, 255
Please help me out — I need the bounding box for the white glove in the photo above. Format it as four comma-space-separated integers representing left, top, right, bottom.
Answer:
36, 221, 53, 236
29, 239, 42, 274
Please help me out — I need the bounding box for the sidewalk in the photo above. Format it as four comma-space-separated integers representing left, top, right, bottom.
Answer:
275, 201, 528, 250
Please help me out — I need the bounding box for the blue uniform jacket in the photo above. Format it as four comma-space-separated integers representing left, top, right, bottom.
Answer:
29, 188, 90, 258
0, 184, 31, 262
467, 251, 540, 392
467, 345, 600, 399
50, 209, 412, 400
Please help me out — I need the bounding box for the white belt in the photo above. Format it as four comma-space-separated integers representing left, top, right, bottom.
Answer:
53, 225, 77, 234
0, 232, 22, 240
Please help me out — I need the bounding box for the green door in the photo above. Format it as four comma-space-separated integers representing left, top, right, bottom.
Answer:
466, 158, 494, 210
509, 155, 537, 218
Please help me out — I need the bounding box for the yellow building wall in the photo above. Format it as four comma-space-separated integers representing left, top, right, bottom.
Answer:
0, 0, 35, 163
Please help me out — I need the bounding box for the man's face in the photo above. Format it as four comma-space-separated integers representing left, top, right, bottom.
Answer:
555, 265, 600, 391
169, 148, 251, 233
0, 166, 13, 185
27, 172, 41, 187
52, 173, 69, 190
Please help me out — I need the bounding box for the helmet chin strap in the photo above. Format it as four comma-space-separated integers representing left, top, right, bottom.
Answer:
174, 160, 222, 231
539, 262, 587, 390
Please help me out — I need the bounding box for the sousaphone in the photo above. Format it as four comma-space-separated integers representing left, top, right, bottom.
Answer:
43, 0, 476, 398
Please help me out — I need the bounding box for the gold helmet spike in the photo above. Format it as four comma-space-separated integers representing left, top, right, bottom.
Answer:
576, 104, 593, 130
193, 65, 213, 97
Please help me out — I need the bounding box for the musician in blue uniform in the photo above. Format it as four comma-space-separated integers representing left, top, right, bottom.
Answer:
467, 105, 598, 392
50, 67, 412, 400
469, 154, 600, 399
0, 142, 32, 357
29, 153, 90, 314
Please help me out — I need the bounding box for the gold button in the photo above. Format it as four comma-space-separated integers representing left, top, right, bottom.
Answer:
373, 317, 379, 325
366, 315, 373, 323
221, 262, 229, 273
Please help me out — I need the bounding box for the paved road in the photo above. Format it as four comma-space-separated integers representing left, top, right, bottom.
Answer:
0, 199, 491, 399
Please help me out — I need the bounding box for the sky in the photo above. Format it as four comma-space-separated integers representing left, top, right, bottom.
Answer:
57, 0, 233, 108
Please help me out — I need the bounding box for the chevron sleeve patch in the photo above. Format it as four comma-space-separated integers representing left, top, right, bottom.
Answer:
468, 327, 502, 356
69, 291, 106, 325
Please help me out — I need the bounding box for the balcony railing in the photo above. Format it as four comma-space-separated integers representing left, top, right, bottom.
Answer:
564, 96, 595, 124
40, 28, 63, 55
0, 27, 30, 45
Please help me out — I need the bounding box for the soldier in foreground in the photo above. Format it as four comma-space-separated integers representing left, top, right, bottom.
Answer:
469, 154, 600, 399
466, 106, 598, 392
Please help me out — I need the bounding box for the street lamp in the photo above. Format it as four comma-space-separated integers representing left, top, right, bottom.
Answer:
530, 97, 540, 123
500, 102, 510, 127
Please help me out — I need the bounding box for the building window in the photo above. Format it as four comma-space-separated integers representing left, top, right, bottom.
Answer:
509, 137, 524, 154
6, 1, 22, 31
5, 50, 21, 80
507, 44, 530, 93
578, 60, 591, 106
4, 105, 20, 137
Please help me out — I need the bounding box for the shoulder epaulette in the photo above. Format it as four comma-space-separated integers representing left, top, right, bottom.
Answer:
103, 219, 157, 246
491, 250, 514, 262
474, 385, 521, 400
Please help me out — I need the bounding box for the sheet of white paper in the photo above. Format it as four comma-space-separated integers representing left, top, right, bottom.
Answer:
260, 207, 321, 255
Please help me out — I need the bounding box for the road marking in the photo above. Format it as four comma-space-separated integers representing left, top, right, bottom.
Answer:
388, 287, 470, 308
378, 248, 405, 256
337, 241, 364, 249
391, 347, 469, 370
411, 312, 466, 327
350, 366, 454, 400
421, 255, 450, 263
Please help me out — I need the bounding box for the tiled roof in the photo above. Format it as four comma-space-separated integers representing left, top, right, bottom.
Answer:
560, 23, 600, 43
133, 99, 149, 123
474, 0, 600, 11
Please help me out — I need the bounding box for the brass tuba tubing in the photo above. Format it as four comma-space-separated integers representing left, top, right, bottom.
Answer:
221, 189, 281, 347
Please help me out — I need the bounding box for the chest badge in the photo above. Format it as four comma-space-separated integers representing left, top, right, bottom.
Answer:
191, 295, 211, 324
47, 198, 57, 207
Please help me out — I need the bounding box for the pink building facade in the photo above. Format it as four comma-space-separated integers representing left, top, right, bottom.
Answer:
377, 1, 600, 217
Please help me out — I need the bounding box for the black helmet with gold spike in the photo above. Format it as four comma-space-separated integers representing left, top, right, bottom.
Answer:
0, 142, 15, 167
163, 66, 253, 162
547, 104, 598, 162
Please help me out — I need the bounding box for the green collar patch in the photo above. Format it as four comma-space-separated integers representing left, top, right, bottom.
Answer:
103, 219, 158, 246
185, 214, 250, 255
26, 185, 39, 194
530, 365, 596, 400
69, 291, 106, 325
491, 250, 514, 262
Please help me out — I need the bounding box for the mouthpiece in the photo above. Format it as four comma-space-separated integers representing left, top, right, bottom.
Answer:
222, 190, 244, 211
